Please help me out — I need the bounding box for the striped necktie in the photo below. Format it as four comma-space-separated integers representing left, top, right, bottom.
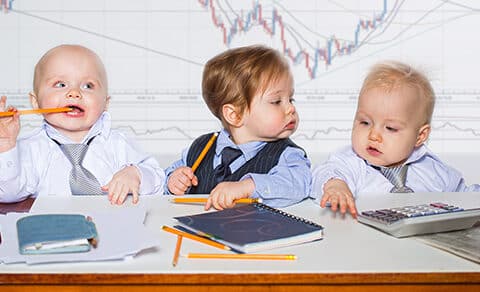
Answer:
378, 164, 414, 193
213, 147, 242, 183
52, 136, 103, 195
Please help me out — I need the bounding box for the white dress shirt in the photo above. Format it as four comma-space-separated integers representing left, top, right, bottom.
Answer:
0, 112, 165, 202
311, 145, 480, 200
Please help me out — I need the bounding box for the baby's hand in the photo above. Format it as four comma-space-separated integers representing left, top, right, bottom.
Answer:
205, 179, 255, 210
102, 165, 141, 205
0, 96, 20, 152
167, 166, 198, 195
320, 178, 358, 218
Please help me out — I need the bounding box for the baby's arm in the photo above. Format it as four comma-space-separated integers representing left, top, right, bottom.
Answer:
320, 178, 357, 218
312, 147, 361, 218
205, 179, 255, 210
0, 96, 20, 153
103, 133, 165, 204
167, 166, 198, 195
244, 147, 311, 207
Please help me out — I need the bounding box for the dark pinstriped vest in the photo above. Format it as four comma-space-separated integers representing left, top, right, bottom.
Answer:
186, 132, 305, 194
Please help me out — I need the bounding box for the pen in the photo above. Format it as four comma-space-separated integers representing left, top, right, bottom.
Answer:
162, 225, 231, 251
183, 253, 297, 260
171, 197, 262, 204
191, 132, 218, 172
0, 107, 73, 117
172, 235, 183, 267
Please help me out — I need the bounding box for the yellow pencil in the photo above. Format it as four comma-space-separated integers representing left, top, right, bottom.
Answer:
171, 197, 262, 204
0, 107, 72, 117
162, 225, 231, 251
184, 253, 297, 260
172, 235, 183, 267
191, 132, 218, 172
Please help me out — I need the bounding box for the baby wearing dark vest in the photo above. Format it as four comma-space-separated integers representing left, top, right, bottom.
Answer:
164, 45, 311, 210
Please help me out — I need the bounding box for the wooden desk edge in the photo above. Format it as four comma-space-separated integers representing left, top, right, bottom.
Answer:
0, 272, 479, 285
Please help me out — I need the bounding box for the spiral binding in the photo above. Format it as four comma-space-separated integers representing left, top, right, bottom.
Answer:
253, 202, 323, 228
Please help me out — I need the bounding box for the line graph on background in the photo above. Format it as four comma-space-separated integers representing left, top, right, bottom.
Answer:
2, 1, 480, 155
1, 0, 395, 80
198, 0, 393, 79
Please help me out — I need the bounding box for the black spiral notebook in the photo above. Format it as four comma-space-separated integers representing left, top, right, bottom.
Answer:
174, 203, 323, 253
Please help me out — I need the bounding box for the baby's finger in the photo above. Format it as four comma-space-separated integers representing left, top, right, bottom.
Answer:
346, 195, 358, 218
0, 96, 6, 111
181, 167, 195, 180
320, 194, 330, 208
173, 180, 189, 193
191, 175, 198, 186
224, 196, 236, 208
330, 196, 339, 212
209, 192, 223, 210
131, 189, 139, 204
339, 194, 348, 214
108, 182, 122, 204
204, 196, 213, 210
115, 185, 129, 205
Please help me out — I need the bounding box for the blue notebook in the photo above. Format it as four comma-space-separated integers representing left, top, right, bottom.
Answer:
174, 203, 323, 253
16, 214, 98, 255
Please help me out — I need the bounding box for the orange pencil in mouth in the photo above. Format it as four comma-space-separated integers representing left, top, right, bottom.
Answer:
0, 107, 73, 117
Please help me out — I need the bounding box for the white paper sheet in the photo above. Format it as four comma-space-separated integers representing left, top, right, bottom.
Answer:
0, 207, 161, 265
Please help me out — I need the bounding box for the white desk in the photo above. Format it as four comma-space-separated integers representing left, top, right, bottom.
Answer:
0, 193, 479, 290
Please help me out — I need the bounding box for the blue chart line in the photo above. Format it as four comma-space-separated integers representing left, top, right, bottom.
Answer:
0, 0, 14, 12
198, 0, 392, 79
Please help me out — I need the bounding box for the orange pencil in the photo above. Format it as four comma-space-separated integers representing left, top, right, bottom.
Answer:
0, 107, 72, 117
171, 197, 262, 204
191, 132, 218, 172
162, 225, 231, 251
172, 235, 183, 267
183, 253, 297, 260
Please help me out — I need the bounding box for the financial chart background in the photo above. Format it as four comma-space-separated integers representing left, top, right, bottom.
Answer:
1, 0, 479, 165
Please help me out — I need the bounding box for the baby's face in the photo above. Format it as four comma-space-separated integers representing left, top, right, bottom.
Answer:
236, 73, 298, 143
351, 85, 428, 167
31, 46, 109, 142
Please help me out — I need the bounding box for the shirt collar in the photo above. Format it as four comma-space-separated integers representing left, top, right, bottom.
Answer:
216, 128, 267, 160
43, 111, 111, 144
404, 144, 428, 164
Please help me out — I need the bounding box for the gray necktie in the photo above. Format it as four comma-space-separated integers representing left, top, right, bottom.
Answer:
378, 164, 414, 193
59, 142, 103, 195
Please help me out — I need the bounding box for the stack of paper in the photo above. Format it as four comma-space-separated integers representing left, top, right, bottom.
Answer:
0, 207, 160, 265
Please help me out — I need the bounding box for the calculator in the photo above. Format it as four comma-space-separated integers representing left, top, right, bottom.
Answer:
357, 202, 480, 238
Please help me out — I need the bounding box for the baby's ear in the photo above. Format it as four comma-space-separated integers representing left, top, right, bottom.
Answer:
104, 95, 111, 111
222, 103, 243, 128
415, 124, 431, 147
29, 92, 39, 109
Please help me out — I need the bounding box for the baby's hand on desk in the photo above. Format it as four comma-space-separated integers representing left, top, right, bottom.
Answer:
320, 178, 358, 219
0, 96, 20, 152
167, 167, 198, 195
103, 165, 141, 205
206, 179, 254, 210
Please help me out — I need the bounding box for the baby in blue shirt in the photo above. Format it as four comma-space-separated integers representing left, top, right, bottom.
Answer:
165, 45, 311, 210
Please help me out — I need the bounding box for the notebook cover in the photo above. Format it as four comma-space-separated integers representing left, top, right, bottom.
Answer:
174, 203, 323, 253
16, 214, 98, 255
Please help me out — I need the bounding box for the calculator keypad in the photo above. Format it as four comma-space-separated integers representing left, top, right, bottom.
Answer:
361, 203, 464, 224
